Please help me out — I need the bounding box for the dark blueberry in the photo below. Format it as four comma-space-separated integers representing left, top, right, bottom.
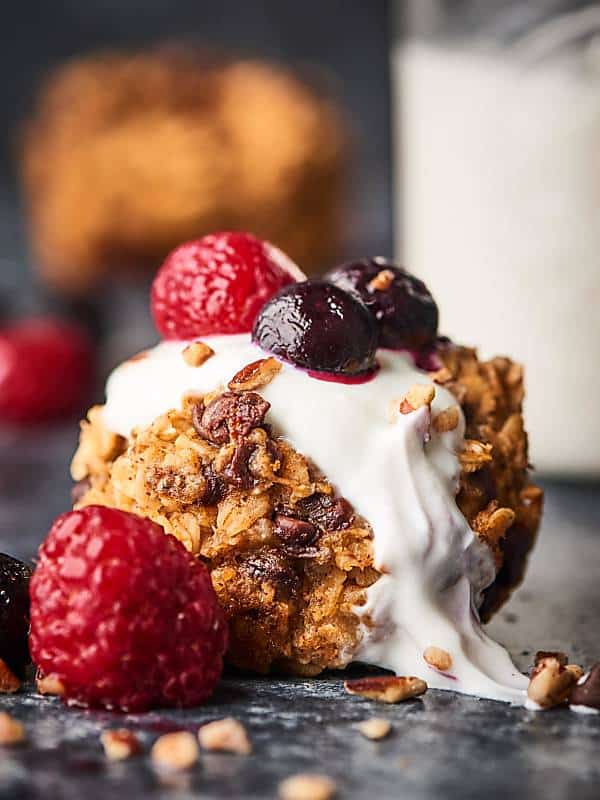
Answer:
325, 258, 438, 350
0, 553, 32, 677
252, 280, 378, 376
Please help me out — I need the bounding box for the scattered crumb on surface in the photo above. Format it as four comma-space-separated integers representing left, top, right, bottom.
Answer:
151, 731, 199, 770
0, 712, 25, 745
198, 717, 252, 754
354, 718, 392, 740
278, 773, 336, 800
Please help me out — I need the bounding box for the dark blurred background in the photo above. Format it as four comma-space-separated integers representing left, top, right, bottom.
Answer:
0, 0, 392, 301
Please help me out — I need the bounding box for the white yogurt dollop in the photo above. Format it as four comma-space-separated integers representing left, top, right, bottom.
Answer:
102, 333, 527, 704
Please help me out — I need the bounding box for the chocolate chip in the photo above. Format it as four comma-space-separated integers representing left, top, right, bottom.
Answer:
199, 465, 225, 505
223, 441, 257, 490
71, 478, 91, 505
296, 493, 354, 531
570, 664, 600, 710
242, 550, 299, 597
192, 392, 270, 444
273, 514, 319, 557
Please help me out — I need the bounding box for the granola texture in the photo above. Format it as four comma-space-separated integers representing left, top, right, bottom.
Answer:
71, 345, 542, 674
21, 49, 345, 293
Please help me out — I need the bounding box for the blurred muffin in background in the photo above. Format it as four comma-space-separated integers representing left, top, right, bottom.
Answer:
20, 47, 346, 294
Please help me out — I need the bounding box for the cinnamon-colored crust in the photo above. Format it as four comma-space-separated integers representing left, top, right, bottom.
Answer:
21, 48, 346, 293
70, 346, 542, 673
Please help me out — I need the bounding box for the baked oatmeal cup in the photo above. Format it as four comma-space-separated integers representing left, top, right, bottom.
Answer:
70, 234, 543, 702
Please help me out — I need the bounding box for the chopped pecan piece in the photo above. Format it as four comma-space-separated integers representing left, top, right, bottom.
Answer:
527, 656, 577, 709
193, 392, 270, 444
344, 675, 427, 704
101, 729, 142, 761
182, 341, 214, 367
534, 650, 568, 668
273, 514, 319, 556
228, 357, 282, 391
459, 440, 493, 472
367, 269, 394, 292
570, 663, 600, 710
242, 549, 299, 596
432, 406, 460, 433
151, 731, 199, 770
0, 659, 20, 694
399, 384, 435, 415
0, 712, 25, 745
354, 717, 392, 740
566, 664, 584, 682
35, 671, 65, 696
278, 773, 336, 800
423, 647, 452, 672
198, 717, 252, 754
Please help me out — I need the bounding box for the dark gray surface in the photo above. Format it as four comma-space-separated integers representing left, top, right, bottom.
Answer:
0, 424, 599, 799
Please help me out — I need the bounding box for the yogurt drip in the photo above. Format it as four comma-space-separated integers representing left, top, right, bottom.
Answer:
102, 333, 527, 704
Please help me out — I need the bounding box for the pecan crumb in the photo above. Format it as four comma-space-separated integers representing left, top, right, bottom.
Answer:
278, 773, 336, 800
527, 656, 578, 709
182, 341, 214, 368
101, 729, 142, 761
368, 269, 394, 292
428, 366, 453, 384
198, 717, 251, 754
344, 675, 427, 704
459, 440, 493, 472
273, 514, 319, 556
151, 731, 199, 770
354, 717, 392, 740
193, 392, 270, 444
0, 712, 25, 745
423, 647, 452, 672
432, 406, 460, 433
228, 357, 282, 391
566, 664, 585, 682
0, 658, 21, 694
534, 650, 568, 667
399, 384, 436, 415
36, 672, 65, 696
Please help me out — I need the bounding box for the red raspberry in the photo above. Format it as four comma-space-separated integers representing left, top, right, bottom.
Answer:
151, 231, 304, 339
29, 506, 228, 712
0, 317, 93, 424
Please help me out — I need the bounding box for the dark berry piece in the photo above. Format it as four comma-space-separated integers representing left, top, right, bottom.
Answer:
273, 514, 320, 557
252, 281, 378, 376
223, 440, 257, 489
29, 506, 228, 711
296, 493, 354, 531
0, 553, 33, 677
325, 258, 438, 350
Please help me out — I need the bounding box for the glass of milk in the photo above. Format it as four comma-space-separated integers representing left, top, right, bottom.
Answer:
394, 1, 600, 477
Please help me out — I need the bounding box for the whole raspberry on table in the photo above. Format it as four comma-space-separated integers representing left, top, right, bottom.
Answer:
0, 317, 93, 424
151, 231, 304, 340
29, 506, 228, 711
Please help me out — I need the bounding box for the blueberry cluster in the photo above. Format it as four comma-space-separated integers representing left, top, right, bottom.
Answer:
252, 259, 439, 378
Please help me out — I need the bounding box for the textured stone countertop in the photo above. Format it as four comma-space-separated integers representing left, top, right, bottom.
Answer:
0, 425, 598, 799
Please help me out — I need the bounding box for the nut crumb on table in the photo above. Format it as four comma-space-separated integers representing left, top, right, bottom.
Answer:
278, 773, 337, 800
151, 731, 199, 770
198, 717, 252, 754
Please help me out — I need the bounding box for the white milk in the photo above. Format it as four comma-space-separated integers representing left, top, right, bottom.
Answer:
394, 11, 600, 476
